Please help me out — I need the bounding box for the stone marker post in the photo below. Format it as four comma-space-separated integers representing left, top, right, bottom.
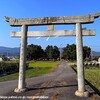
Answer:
14, 25, 28, 93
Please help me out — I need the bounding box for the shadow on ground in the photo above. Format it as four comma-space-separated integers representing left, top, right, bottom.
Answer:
27, 83, 78, 91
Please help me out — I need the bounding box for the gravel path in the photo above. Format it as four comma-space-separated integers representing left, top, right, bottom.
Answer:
0, 60, 91, 100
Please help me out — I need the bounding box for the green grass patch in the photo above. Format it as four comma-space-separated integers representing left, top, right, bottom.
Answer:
85, 69, 100, 90
0, 61, 60, 82
0, 73, 19, 82
71, 64, 100, 90
29, 61, 60, 68
26, 68, 51, 78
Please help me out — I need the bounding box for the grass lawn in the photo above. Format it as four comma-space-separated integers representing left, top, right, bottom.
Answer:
0, 61, 60, 82
85, 69, 100, 90
29, 61, 60, 68
71, 64, 100, 91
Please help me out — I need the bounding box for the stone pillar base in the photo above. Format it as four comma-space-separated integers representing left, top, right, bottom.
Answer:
14, 88, 28, 93
75, 90, 89, 97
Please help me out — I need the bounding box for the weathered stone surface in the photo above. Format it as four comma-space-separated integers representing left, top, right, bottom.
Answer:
17, 25, 27, 90
75, 90, 89, 97
76, 23, 85, 93
4, 12, 100, 26
48, 25, 54, 31
11, 29, 95, 38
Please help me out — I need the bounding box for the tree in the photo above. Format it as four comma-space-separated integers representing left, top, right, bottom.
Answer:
45, 45, 60, 60
62, 44, 76, 60
45, 45, 53, 60
83, 46, 91, 61
53, 46, 60, 60
62, 44, 91, 61
1, 55, 8, 61
27, 44, 44, 60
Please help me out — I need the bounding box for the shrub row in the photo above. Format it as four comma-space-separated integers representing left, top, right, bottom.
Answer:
72, 63, 100, 69
84, 63, 100, 69
0, 62, 29, 75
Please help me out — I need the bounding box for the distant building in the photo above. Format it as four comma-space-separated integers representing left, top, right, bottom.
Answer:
98, 57, 100, 64
0, 57, 3, 61
10, 57, 16, 60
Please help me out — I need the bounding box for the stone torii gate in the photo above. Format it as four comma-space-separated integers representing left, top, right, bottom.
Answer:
5, 12, 100, 97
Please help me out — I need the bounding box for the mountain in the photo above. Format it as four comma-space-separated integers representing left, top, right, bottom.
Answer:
92, 51, 100, 57
0, 46, 20, 57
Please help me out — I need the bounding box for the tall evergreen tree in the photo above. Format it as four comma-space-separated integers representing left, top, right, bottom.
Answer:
45, 45, 53, 60
62, 44, 91, 61
45, 45, 60, 60
62, 44, 76, 60
27, 44, 44, 60
53, 46, 60, 60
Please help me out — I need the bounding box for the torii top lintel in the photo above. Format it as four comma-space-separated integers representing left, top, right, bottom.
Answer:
4, 12, 100, 26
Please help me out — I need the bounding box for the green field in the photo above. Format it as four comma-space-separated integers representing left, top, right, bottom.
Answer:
85, 69, 100, 90
71, 64, 100, 91
0, 61, 60, 82
29, 61, 60, 68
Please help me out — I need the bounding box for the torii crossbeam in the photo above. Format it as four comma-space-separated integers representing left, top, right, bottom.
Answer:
11, 29, 95, 37
5, 12, 100, 26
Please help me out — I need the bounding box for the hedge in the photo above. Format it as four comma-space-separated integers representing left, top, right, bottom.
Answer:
0, 62, 29, 75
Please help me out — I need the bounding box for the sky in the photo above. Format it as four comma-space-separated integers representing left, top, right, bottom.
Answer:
0, 0, 100, 51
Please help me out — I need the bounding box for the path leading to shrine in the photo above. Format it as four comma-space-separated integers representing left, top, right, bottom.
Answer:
0, 60, 90, 100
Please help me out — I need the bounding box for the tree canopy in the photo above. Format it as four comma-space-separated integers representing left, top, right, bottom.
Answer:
27, 44, 91, 61
62, 44, 91, 61
27, 44, 60, 61
45, 45, 60, 60
62, 44, 76, 60
27, 44, 44, 60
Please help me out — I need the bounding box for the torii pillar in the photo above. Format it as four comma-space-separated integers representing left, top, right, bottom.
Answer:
75, 23, 87, 96
15, 25, 28, 92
